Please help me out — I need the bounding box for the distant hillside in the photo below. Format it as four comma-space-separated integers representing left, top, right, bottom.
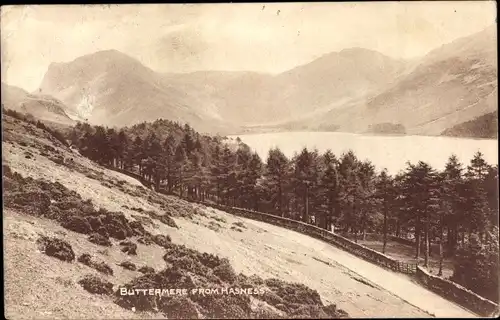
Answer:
38, 50, 236, 135
441, 111, 498, 139
303, 25, 497, 137
37, 47, 406, 132
1, 82, 75, 125
34, 25, 496, 138
1, 83, 28, 108
267, 48, 406, 121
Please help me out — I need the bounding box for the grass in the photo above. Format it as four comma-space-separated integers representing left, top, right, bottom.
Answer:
3, 164, 349, 318
2, 113, 446, 318
116, 241, 349, 318
354, 239, 455, 278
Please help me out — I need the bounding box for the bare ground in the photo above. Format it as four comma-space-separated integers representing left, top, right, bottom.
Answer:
2, 115, 477, 318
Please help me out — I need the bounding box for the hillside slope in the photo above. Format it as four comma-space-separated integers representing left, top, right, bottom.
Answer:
38, 50, 237, 134
2, 82, 75, 126
1, 82, 29, 108
441, 111, 498, 139
317, 25, 497, 136
36, 47, 406, 131
2, 114, 477, 318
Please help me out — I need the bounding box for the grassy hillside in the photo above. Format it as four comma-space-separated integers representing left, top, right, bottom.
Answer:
3, 113, 353, 319
441, 111, 498, 139
5, 112, 472, 318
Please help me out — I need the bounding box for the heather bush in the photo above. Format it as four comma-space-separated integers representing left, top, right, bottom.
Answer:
36, 236, 75, 262
78, 274, 114, 295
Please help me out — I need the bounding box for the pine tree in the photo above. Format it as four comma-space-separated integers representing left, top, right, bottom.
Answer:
93, 126, 109, 164
117, 129, 129, 169
210, 145, 223, 203
356, 160, 378, 240
484, 165, 499, 227
132, 136, 143, 175
441, 155, 465, 257
219, 145, 237, 205
248, 152, 264, 211
402, 161, 440, 266
263, 148, 290, 216
174, 144, 187, 197
318, 150, 340, 231
162, 135, 176, 192
375, 168, 395, 253
292, 148, 320, 223
337, 150, 361, 237
464, 152, 491, 242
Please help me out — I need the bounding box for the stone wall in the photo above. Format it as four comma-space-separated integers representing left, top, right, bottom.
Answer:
199, 201, 500, 316
340, 232, 417, 247
102, 166, 498, 317
199, 202, 410, 274
416, 266, 498, 317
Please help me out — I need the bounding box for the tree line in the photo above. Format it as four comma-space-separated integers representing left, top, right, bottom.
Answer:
67, 119, 498, 302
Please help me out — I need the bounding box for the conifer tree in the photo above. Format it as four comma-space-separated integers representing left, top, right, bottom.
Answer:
318, 150, 340, 231
263, 148, 290, 216
375, 168, 395, 253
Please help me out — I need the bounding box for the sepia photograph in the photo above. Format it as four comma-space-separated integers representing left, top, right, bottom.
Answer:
1, 2, 498, 319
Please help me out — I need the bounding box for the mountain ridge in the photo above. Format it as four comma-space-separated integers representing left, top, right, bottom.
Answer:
3, 25, 495, 138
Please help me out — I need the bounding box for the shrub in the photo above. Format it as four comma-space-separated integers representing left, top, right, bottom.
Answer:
322, 303, 349, 318
159, 296, 200, 319
119, 240, 137, 255
289, 305, 329, 318
213, 259, 237, 283
60, 215, 92, 234
212, 215, 227, 223
115, 267, 197, 312
137, 234, 154, 245
36, 236, 75, 262
86, 215, 103, 231
131, 214, 156, 227
118, 261, 137, 271
230, 226, 243, 232
138, 266, 155, 274
88, 233, 112, 247
158, 214, 179, 228
152, 234, 172, 248
129, 220, 147, 236
78, 274, 114, 295
78, 253, 114, 276
193, 293, 252, 319
101, 212, 133, 240
233, 221, 246, 229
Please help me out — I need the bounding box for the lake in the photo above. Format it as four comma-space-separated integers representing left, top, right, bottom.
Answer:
230, 132, 498, 175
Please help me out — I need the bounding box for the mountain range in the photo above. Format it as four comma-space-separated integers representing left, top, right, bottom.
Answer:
2, 25, 497, 137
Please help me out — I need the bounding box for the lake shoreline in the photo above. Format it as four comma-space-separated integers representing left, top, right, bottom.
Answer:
230, 131, 498, 175
229, 130, 498, 141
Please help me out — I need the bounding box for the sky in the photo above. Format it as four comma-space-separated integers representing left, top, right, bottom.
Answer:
1, 2, 497, 92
